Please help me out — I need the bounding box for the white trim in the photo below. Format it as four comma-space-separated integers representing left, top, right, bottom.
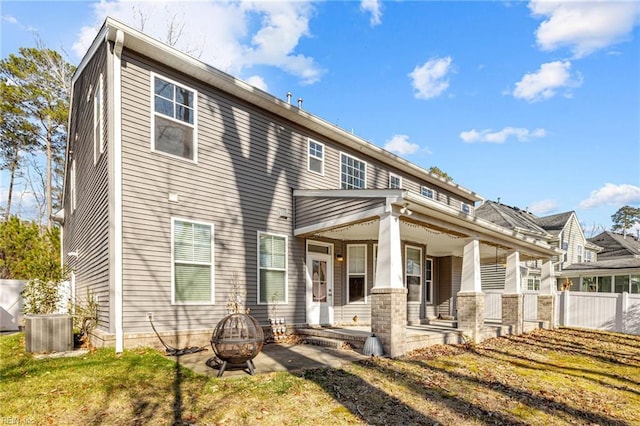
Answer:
70, 159, 76, 212
150, 72, 198, 163
307, 138, 325, 176
93, 73, 104, 165
294, 205, 388, 236
112, 29, 124, 353
257, 231, 289, 305
346, 243, 368, 304
339, 152, 367, 190
405, 245, 422, 304
170, 217, 215, 305
389, 172, 402, 189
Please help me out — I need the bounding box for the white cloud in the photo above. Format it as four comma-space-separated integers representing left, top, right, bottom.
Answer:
72, 0, 324, 85
529, 0, 640, 58
2, 15, 18, 24
360, 0, 382, 26
245, 75, 268, 92
579, 183, 640, 209
459, 127, 546, 144
384, 135, 419, 155
528, 199, 558, 215
408, 56, 453, 100
512, 61, 582, 102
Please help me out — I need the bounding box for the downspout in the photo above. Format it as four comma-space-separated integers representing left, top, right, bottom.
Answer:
111, 29, 125, 352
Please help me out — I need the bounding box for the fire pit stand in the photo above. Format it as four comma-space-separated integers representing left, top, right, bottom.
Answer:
210, 313, 264, 377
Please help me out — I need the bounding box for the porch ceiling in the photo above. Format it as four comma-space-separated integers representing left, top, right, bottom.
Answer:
306, 217, 525, 263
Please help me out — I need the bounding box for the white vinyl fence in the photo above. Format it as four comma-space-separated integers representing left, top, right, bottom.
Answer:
1, 280, 27, 331
556, 291, 640, 335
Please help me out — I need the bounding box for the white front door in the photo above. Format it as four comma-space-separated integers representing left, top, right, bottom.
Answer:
306, 251, 333, 325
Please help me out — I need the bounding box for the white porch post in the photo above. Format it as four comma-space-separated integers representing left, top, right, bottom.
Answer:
537, 258, 556, 329
371, 210, 406, 357
374, 211, 403, 289
457, 240, 484, 343
502, 251, 524, 334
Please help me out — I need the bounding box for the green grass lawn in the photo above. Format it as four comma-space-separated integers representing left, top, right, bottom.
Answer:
1, 328, 639, 425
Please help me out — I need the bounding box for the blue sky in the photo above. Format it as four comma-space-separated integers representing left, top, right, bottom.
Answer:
2, 0, 639, 234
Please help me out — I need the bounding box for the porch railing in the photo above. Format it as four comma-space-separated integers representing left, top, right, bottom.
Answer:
483, 290, 538, 321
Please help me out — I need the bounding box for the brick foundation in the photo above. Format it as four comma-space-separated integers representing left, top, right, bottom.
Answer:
371, 287, 407, 358
502, 293, 524, 335
456, 292, 484, 343
537, 294, 555, 329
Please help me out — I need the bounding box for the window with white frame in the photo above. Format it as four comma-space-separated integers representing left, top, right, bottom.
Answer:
153, 75, 196, 161
405, 246, 422, 302
308, 139, 324, 175
258, 232, 287, 304
93, 73, 104, 164
527, 277, 540, 291
421, 186, 434, 199
347, 244, 366, 303
389, 173, 402, 189
585, 250, 592, 262
425, 258, 433, 303
172, 219, 214, 303
373, 244, 378, 286
340, 153, 366, 189
70, 159, 76, 212
577, 245, 583, 263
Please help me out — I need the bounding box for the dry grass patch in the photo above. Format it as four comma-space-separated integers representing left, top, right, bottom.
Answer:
1, 328, 638, 425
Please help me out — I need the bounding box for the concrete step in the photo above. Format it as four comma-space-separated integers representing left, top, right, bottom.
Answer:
302, 336, 356, 350
297, 328, 367, 349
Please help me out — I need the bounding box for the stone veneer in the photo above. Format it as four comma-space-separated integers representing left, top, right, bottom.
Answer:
371, 287, 407, 358
502, 293, 524, 335
456, 292, 484, 343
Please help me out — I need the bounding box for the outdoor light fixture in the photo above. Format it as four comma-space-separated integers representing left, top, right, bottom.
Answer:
400, 203, 413, 216
68, 252, 79, 258
336, 254, 344, 262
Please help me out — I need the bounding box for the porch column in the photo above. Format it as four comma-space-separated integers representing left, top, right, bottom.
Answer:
371, 211, 406, 357
537, 259, 556, 329
502, 251, 523, 335
457, 240, 484, 343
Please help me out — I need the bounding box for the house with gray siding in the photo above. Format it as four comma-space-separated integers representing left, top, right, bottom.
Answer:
60, 18, 562, 355
560, 231, 640, 293
476, 201, 601, 291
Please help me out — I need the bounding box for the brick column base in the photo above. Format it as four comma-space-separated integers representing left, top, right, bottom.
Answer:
537, 294, 555, 329
456, 292, 484, 343
502, 293, 524, 335
371, 287, 407, 358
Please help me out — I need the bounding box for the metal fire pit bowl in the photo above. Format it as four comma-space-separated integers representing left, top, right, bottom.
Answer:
211, 313, 264, 377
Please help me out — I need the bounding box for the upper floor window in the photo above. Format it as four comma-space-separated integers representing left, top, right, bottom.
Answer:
172, 219, 214, 304
461, 203, 471, 214
389, 173, 402, 189
93, 74, 104, 165
308, 139, 324, 175
258, 232, 287, 304
347, 244, 366, 303
577, 245, 583, 263
421, 186, 434, 199
585, 250, 592, 262
340, 153, 366, 189
152, 75, 196, 161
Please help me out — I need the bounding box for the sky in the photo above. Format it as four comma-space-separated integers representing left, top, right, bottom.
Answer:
1, 0, 639, 235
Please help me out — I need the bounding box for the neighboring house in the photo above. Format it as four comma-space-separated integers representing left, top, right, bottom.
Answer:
560, 231, 640, 293
59, 18, 560, 354
475, 201, 600, 291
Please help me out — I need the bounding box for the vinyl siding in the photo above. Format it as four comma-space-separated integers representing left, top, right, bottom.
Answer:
295, 197, 386, 229
481, 264, 507, 290
115, 48, 476, 333
62, 43, 111, 331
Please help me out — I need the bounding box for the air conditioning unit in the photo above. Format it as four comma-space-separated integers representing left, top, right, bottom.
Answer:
25, 314, 73, 353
